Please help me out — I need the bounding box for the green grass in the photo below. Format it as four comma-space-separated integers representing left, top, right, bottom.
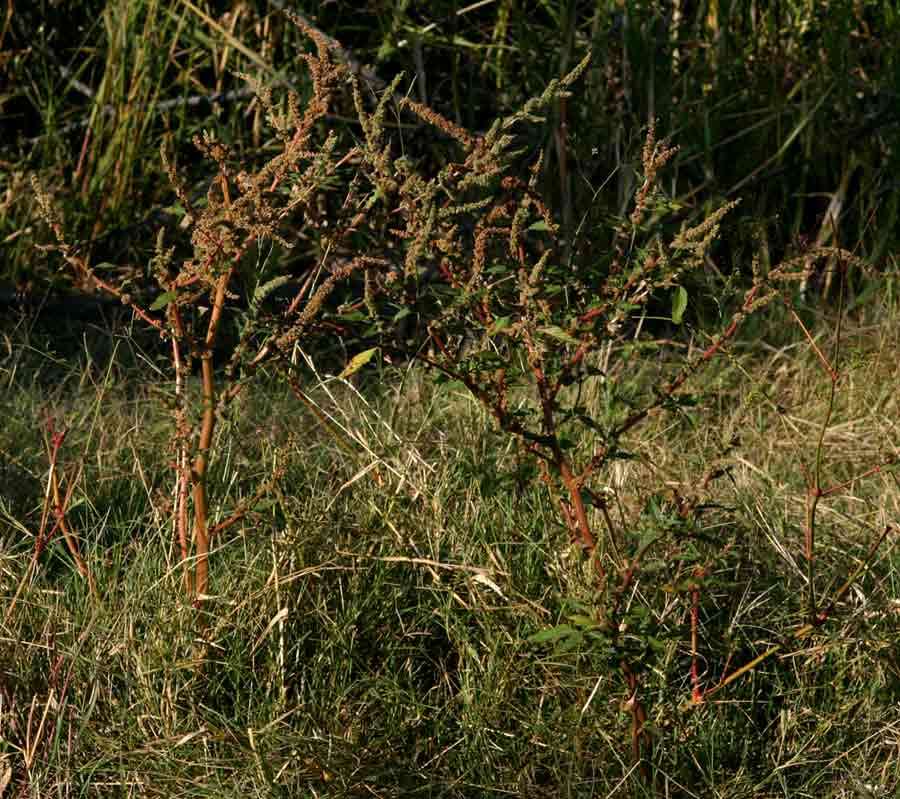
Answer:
3, 1, 899, 297
1, 298, 898, 797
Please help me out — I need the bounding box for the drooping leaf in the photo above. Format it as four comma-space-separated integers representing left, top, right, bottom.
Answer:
537, 325, 580, 346
489, 316, 512, 335
671, 286, 688, 324
150, 291, 177, 311
252, 274, 291, 306
528, 624, 576, 644
339, 348, 379, 379
554, 630, 584, 653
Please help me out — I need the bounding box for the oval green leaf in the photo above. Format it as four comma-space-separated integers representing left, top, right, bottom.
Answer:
339, 348, 379, 379
150, 291, 177, 311
671, 286, 688, 325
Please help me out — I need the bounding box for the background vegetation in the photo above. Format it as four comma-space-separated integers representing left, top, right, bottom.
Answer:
1, 1, 899, 796
4, 0, 900, 298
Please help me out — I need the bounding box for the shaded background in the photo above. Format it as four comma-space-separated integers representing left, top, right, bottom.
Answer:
2, 0, 899, 308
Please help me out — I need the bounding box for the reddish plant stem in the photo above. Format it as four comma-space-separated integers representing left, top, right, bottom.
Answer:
704, 524, 893, 700
621, 659, 652, 784
690, 567, 705, 705
820, 456, 898, 497
558, 458, 597, 556
190, 268, 234, 602
49, 465, 95, 596
45, 424, 95, 595
169, 305, 193, 594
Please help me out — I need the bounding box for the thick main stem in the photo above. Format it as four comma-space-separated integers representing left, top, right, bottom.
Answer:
171, 330, 192, 595
560, 459, 654, 779
558, 459, 596, 554
621, 659, 652, 785
189, 270, 233, 602
190, 353, 215, 601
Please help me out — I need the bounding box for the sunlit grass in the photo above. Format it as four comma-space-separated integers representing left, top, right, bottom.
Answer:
1, 297, 897, 796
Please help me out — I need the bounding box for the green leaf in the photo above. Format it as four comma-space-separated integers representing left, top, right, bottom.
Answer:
537, 325, 580, 346
671, 286, 688, 325
338, 348, 379, 379
438, 379, 468, 392
253, 274, 291, 304
528, 220, 550, 232
150, 291, 177, 311
554, 630, 584, 653
488, 316, 511, 335
528, 624, 575, 644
